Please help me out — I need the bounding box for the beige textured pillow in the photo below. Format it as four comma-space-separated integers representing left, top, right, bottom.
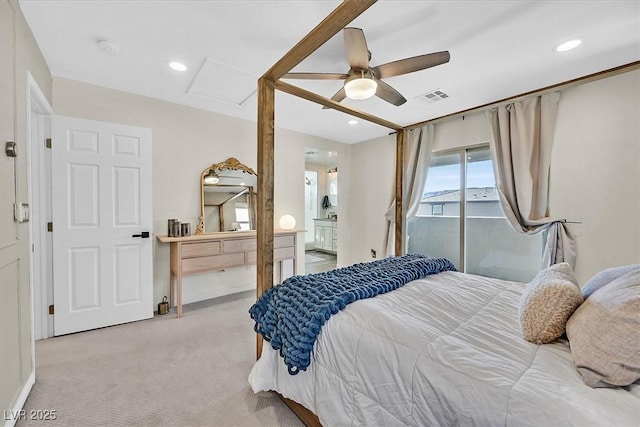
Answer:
566, 268, 640, 388
519, 262, 583, 344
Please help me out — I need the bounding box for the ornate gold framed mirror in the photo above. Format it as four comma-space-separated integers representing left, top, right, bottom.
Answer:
196, 157, 257, 234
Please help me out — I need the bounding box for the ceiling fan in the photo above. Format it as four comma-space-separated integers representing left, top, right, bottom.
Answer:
283, 27, 450, 106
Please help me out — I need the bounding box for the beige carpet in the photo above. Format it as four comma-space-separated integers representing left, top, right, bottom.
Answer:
18, 291, 303, 427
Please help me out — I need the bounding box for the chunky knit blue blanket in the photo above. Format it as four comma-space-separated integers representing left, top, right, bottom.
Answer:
249, 254, 456, 375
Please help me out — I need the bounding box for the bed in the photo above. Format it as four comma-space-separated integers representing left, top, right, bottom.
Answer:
250, 1, 639, 425
249, 264, 640, 426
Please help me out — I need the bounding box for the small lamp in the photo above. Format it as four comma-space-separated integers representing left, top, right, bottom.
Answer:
279, 214, 296, 230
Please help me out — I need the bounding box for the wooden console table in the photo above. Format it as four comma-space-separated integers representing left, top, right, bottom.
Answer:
157, 230, 298, 317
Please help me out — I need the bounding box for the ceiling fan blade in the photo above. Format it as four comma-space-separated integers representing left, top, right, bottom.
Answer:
283, 72, 348, 80
375, 79, 407, 106
372, 51, 450, 79
322, 87, 346, 109
343, 27, 370, 70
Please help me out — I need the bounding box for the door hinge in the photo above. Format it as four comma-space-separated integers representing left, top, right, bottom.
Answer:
48, 304, 54, 315
45, 138, 52, 149
47, 222, 53, 232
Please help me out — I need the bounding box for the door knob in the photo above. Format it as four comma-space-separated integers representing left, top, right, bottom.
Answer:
132, 231, 150, 238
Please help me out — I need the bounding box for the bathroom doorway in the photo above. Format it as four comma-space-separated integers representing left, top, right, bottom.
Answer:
304, 148, 338, 273
304, 170, 318, 250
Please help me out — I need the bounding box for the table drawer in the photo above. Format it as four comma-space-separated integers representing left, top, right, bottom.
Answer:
275, 235, 295, 248
275, 246, 295, 261
223, 238, 257, 253
181, 241, 221, 258
182, 252, 244, 274
245, 246, 294, 264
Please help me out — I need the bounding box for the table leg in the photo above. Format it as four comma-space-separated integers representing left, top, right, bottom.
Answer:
169, 272, 175, 308
176, 268, 183, 318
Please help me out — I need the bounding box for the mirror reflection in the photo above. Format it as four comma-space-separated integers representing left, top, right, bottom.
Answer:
196, 158, 257, 234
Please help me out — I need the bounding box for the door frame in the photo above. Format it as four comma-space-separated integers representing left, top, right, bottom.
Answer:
27, 71, 53, 340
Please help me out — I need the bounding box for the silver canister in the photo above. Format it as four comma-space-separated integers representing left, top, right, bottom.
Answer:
173, 221, 182, 237
181, 223, 191, 236
168, 219, 177, 237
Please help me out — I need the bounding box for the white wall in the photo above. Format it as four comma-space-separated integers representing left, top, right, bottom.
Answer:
349, 134, 396, 263
52, 78, 350, 306
348, 69, 640, 283
550, 70, 640, 283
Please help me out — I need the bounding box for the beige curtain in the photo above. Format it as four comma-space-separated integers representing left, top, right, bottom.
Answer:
385, 125, 435, 257
487, 92, 576, 267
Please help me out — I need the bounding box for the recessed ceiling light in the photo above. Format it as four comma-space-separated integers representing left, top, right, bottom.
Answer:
554, 39, 582, 52
96, 38, 120, 55
168, 61, 187, 71
348, 119, 358, 125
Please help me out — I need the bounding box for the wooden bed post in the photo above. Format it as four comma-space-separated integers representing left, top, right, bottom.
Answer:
256, 0, 381, 362
256, 77, 275, 359
254, 1, 391, 424
395, 129, 405, 256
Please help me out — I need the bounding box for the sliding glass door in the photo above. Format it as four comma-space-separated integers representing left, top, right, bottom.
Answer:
409, 152, 462, 268
408, 145, 543, 282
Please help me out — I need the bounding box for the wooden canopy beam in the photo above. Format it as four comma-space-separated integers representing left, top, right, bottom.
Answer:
262, 0, 378, 80
256, 0, 382, 361
276, 80, 402, 131
395, 130, 405, 256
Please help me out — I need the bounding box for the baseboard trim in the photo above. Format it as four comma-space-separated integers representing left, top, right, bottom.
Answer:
3, 371, 35, 427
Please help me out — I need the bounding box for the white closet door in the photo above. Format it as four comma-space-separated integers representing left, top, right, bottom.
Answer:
52, 115, 152, 335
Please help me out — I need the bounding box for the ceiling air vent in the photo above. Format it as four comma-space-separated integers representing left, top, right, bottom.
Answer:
416, 89, 449, 104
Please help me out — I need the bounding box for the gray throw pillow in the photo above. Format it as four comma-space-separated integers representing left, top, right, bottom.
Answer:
581, 264, 640, 299
519, 262, 583, 344
566, 267, 640, 388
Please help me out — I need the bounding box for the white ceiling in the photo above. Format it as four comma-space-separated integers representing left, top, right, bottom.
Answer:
19, 1, 640, 144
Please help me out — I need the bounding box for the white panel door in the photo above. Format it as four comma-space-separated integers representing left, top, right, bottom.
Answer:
52, 115, 152, 335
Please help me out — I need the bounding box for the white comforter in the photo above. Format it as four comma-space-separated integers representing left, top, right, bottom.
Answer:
249, 271, 640, 426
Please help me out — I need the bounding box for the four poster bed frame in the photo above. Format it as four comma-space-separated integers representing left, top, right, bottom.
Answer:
254, 1, 640, 425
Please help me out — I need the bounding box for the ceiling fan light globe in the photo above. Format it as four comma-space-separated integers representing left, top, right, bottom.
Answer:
344, 77, 377, 100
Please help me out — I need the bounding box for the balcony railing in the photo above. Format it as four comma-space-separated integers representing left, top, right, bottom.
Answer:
407, 216, 544, 282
